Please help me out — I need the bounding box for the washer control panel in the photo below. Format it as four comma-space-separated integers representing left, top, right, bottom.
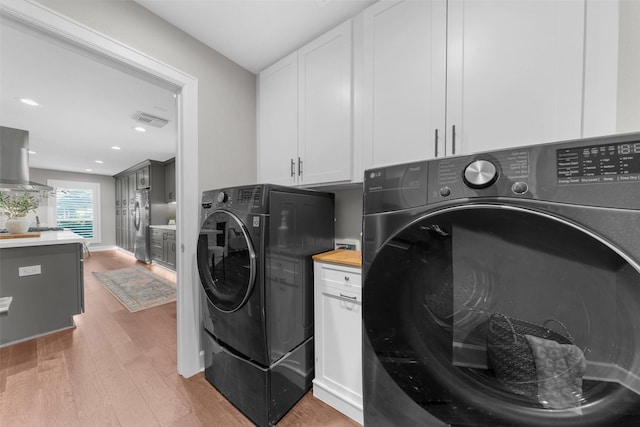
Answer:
365, 133, 640, 212
429, 148, 531, 203
201, 185, 266, 218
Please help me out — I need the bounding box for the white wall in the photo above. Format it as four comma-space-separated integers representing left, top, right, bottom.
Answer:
617, 0, 640, 133
36, 0, 257, 195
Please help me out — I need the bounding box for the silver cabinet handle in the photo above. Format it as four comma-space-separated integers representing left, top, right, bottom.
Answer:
339, 293, 357, 300
452, 125, 457, 155
290, 158, 295, 177
298, 157, 303, 176
434, 128, 439, 157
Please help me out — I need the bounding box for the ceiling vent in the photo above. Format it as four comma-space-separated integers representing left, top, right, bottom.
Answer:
132, 111, 169, 128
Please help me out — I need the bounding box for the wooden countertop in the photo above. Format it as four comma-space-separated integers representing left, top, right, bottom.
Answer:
312, 249, 362, 268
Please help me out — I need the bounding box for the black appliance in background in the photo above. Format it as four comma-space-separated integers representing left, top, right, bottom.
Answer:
362, 132, 640, 426
197, 184, 334, 426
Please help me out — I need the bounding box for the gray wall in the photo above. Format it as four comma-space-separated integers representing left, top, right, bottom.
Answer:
333, 186, 363, 244
30, 168, 116, 248
37, 0, 257, 196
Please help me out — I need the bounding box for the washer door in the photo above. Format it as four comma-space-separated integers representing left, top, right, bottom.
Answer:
197, 210, 256, 313
363, 204, 640, 426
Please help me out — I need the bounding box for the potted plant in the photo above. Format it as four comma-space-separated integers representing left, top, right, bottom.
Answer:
0, 191, 46, 233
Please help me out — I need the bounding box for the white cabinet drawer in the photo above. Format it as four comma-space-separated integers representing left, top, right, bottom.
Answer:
318, 264, 361, 290
321, 285, 361, 304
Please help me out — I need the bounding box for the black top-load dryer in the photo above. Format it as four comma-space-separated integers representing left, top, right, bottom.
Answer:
197, 184, 334, 426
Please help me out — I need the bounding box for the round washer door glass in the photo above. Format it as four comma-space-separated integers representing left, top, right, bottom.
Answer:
197, 210, 256, 312
363, 205, 640, 426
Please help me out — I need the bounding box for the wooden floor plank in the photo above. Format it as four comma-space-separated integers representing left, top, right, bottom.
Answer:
0, 249, 360, 426
124, 355, 191, 426
3, 367, 41, 426
63, 327, 120, 426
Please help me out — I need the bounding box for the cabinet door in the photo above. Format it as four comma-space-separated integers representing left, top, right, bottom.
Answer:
164, 159, 176, 202
166, 237, 176, 268
258, 52, 299, 186
136, 165, 150, 189
446, 0, 585, 155
298, 21, 353, 185
362, 0, 447, 171
151, 229, 163, 262
316, 285, 363, 403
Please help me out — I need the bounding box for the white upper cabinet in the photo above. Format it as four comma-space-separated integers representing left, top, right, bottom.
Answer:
362, 0, 447, 171
446, 0, 586, 155
258, 21, 352, 187
258, 52, 298, 186
298, 21, 353, 185
360, 0, 620, 169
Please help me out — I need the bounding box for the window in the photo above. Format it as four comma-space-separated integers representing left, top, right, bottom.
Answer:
48, 179, 101, 244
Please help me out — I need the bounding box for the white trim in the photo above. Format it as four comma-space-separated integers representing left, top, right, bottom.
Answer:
1, 0, 201, 377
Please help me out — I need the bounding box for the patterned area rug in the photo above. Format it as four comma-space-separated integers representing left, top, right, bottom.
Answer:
93, 266, 176, 312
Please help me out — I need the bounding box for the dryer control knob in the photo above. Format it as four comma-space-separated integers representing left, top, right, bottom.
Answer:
216, 191, 227, 203
463, 160, 498, 189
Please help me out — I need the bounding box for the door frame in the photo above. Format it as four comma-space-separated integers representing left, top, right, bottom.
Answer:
1, 0, 201, 377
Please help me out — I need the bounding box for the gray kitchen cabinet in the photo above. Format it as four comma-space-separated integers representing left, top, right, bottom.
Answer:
114, 160, 167, 252
151, 227, 176, 270
151, 228, 164, 262
164, 230, 176, 268
115, 174, 133, 251
136, 165, 150, 189
0, 243, 84, 346
164, 157, 176, 203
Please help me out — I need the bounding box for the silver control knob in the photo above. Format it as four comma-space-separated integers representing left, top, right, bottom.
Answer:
216, 191, 227, 203
463, 160, 498, 189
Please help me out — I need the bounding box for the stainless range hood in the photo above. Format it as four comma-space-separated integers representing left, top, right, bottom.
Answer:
0, 126, 53, 192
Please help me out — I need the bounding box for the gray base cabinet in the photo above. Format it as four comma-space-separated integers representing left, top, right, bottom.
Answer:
0, 243, 84, 346
151, 228, 176, 270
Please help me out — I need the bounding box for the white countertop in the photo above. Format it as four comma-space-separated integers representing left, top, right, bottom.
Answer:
150, 225, 176, 230
0, 230, 85, 249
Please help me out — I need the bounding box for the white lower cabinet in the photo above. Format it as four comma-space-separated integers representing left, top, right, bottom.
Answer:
313, 261, 363, 425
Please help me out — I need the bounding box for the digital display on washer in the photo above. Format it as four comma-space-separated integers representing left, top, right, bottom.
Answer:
557, 141, 640, 185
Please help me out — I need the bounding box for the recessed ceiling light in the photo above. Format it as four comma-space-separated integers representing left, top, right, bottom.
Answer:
95, 160, 104, 164
20, 98, 39, 106
28, 150, 36, 154
134, 126, 146, 132
85, 168, 93, 172
112, 146, 121, 150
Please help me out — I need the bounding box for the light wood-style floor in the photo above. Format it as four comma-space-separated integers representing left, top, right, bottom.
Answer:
0, 249, 360, 426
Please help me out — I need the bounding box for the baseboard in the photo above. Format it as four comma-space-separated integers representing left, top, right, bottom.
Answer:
312, 380, 363, 425
86, 245, 118, 252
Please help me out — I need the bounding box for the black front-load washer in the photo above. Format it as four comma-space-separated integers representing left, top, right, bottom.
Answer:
197, 184, 334, 426
362, 133, 640, 426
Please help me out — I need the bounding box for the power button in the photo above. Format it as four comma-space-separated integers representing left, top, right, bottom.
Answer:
439, 187, 451, 197
511, 182, 529, 194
